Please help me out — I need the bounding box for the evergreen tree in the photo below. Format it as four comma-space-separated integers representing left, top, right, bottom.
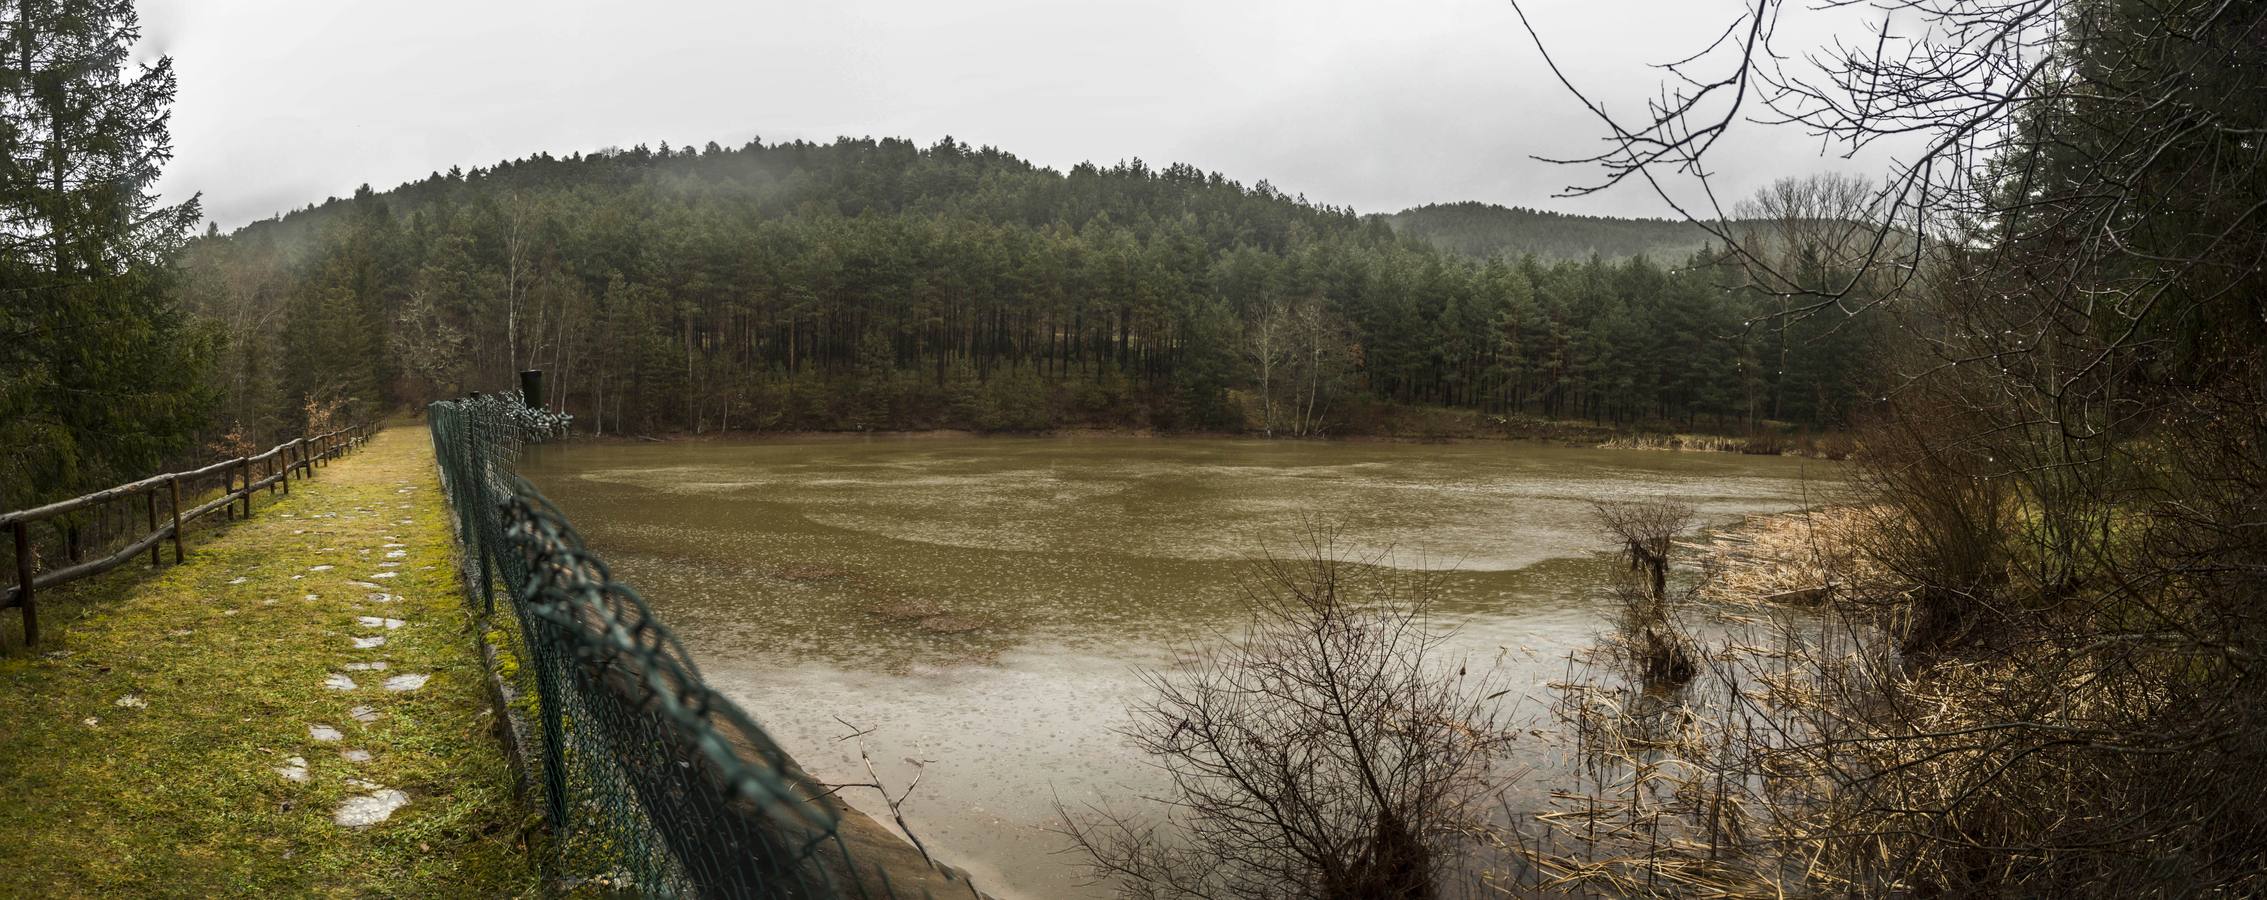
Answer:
0, 0, 210, 507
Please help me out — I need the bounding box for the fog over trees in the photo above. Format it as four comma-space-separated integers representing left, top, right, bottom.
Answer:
1386, 202, 1725, 263
174, 139, 1885, 446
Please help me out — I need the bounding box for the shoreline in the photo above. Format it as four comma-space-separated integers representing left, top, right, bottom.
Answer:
546, 423, 1855, 458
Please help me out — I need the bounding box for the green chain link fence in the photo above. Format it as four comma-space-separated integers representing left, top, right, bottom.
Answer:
428, 395, 981, 899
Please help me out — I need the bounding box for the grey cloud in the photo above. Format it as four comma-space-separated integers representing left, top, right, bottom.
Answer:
145, 0, 1898, 228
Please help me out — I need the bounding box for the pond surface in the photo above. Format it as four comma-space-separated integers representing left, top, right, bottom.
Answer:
520, 435, 1834, 898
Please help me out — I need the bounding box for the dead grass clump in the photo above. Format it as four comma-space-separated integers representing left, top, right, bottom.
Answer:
1739, 432, 1788, 455
1691, 506, 1890, 611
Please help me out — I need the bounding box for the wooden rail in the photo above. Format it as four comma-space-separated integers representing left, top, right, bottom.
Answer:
1, 421, 379, 647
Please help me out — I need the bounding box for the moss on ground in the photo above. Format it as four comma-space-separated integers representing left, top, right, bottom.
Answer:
0, 426, 537, 898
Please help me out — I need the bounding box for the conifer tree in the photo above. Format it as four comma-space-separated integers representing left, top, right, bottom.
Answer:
0, 0, 210, 506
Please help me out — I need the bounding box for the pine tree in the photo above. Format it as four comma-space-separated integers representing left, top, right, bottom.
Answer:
0, 0, 210, 506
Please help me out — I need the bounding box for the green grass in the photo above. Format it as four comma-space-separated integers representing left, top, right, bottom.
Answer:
0, 426, 538, 898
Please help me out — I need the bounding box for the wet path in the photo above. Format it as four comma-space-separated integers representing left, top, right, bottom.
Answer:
0, 426, 533, 897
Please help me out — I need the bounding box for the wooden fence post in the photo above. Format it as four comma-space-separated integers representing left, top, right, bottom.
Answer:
0, 428, 379, 629
13, 521, 35, 646
146, 488, 160, 566
168, 475, 184, 564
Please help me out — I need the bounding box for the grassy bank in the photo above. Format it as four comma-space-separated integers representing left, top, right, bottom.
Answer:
0, 426, 534, 897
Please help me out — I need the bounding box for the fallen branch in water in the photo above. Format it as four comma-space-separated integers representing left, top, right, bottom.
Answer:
817, 716, 935, 865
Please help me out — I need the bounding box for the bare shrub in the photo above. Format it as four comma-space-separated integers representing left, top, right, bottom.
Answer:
1592, 500, 1698, 687
1060, 538, 1517, 900
1592, 500, 1691, 597
1848, 407, 2014, 657
302, 394, 346, 434
205, 419, 256, 458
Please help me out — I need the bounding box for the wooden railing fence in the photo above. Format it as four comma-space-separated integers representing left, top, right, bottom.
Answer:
0, 422, 379, 647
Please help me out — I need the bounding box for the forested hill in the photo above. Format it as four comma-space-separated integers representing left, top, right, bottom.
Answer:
1386, 202, 1725, 262
181, 136, 1882, 440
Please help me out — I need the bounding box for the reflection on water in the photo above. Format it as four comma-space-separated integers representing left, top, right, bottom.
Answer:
520, 435, 1832, 899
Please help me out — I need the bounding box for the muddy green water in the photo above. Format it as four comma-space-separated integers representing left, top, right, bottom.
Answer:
519, 435, 1834, 898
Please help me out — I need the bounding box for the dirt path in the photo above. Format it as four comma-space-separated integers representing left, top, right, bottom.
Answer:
0, 425, 533, 897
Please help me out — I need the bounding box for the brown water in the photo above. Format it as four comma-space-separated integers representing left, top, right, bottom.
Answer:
519, 435, 1834, 898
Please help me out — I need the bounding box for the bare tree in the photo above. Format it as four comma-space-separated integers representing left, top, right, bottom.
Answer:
499, 192, 532, 381
1285, 295, 1347, 437
1728, 174, 1894, 420
1242, 299, 1293, 437
1061, 538, 1517, 900
1730, 173, 1880, 279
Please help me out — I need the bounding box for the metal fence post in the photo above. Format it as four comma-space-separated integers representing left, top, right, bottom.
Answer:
468, 432, 496, 614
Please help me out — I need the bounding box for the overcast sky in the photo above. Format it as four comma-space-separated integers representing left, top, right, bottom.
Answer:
140, 0, 1894, 231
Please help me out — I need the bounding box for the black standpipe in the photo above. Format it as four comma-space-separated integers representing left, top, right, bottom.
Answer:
519, 369, 545, 409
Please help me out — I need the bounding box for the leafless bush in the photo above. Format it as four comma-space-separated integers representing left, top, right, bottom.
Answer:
1060, 537, 1517, 900
1846, 409, 2015, 657
1592, 500, 1692, 598
302, 394, 346, 434
1592, 500, 1698, 687
205, 419, 256, 457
